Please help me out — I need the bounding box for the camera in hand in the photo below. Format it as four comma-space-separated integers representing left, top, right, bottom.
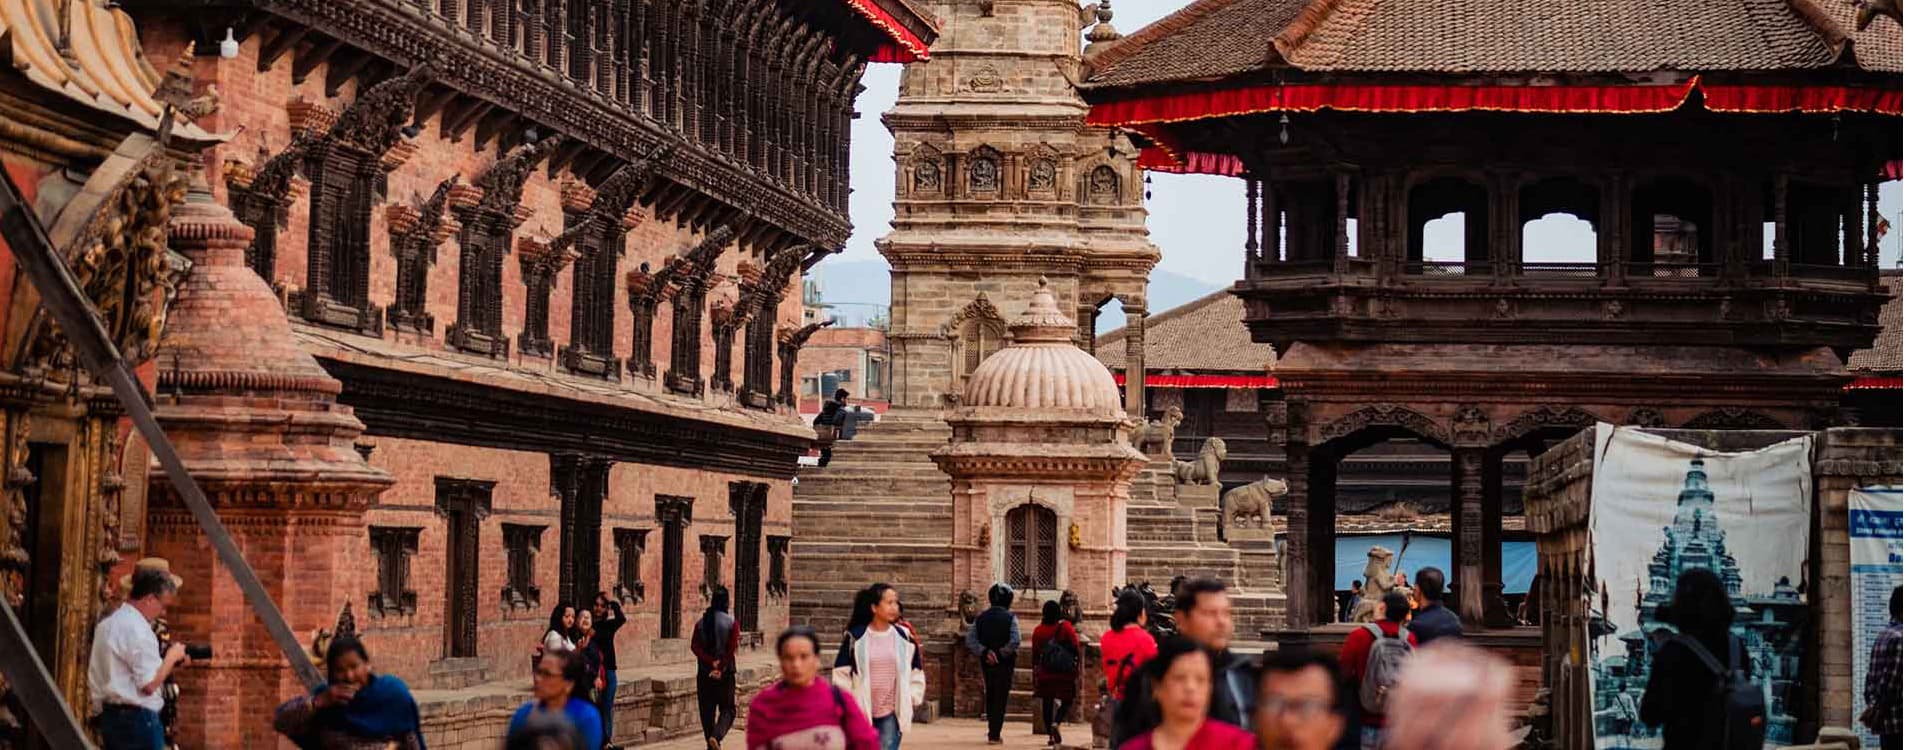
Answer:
184, 643, 213, 661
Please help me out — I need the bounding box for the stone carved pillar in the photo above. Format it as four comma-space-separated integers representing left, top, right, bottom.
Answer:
1123, 306, 1146, 418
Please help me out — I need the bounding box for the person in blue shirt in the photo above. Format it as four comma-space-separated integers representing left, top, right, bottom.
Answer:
511, 648, 603, 749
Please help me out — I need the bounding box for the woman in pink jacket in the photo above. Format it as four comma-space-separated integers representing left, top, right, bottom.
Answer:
747, 627, 879, 750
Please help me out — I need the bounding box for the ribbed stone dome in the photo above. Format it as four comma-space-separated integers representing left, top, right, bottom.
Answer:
962, 278, 1123, 413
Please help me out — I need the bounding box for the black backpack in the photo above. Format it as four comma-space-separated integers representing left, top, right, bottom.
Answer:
1038, 626, 1078, 674
1671, 633, 1766, 750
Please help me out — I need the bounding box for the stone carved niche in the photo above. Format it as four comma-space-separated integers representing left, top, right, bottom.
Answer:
1087, 165, 1121, 205
943, 294, 1008, 403
967, 65, 1005, 93
1027, 145, 1060, 195
909, 143, 943, 196
967, 146, 1002, 195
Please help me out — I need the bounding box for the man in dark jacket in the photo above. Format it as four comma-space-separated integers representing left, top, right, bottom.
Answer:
965, 583, 1022, 743
1173, 577, 1257, 729
590, 592, 626, 749
1406, 567, 1463, 645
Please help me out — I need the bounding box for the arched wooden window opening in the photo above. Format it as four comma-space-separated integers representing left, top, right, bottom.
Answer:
1006, 503, 1058, 591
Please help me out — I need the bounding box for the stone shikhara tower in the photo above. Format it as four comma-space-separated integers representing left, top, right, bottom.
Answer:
881, 0, 1156, 416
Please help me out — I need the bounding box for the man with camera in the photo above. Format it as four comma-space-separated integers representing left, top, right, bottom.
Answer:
89, 559, 196, 750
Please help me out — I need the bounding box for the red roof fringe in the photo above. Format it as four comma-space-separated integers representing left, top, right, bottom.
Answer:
1094, 77, 1901, 174
1112, 373, 1279, 388
1844, 376, 1902, 391
845, 0, 933, 62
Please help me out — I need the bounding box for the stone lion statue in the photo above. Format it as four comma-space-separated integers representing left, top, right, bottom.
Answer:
1059, 589, 1085, 625
1129, 405, 1182, 461
1221, 475, 1285, 528
1348, 546, 1397, 623
1174, 436, 1227, 485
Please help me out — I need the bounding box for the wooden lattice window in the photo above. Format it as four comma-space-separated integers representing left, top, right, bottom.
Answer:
613, 528, 648, 605
1006, 504, 1059, 591
500, 523, 545, 611
368, 526, 421, 618
699, 535, 728, 602
961, 318, 1003, 375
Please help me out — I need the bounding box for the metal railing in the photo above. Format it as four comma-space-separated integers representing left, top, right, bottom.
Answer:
1626, 262, 1714, 279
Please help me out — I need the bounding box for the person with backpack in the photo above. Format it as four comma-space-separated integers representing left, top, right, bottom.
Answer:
691, 587, 740, 750
1102, 589, 1160, 748
1033, 599, 1081, 747
1337, 591, 1417, 750
813, 389, 850, 467
1639, 568, 1766, 750
966, 582, 1023, 744
833, 583, 926, 750
748, 627, 880, 750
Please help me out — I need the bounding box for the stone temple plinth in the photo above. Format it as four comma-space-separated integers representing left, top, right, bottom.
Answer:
932, 278, 1146, 620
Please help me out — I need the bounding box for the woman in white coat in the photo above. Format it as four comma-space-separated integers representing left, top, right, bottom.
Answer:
833, 583, 926, 750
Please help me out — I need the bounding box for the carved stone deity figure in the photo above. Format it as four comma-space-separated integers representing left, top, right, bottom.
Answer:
1173, 436, 1226, 485
1128, 405, 1183, 461
1348, 546, 1397, 623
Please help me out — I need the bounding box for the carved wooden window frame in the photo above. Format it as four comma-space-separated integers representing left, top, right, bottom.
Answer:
613, 527, 649, 605
698, 534, 728, 602
1006, 504, 1059, 591
368, 526, 422, 618
501, 522, 545, 611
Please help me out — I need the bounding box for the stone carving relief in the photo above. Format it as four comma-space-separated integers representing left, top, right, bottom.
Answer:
1317, 404, 1449, 448
1088, 165, 1120, 205
967, 146, 1002, 194
1027, 157, 1058, 193
1451, 406, 1491, 446
1488, 406, 1600, 446
1681, 408, 1789, 431
913, 159, 942, 194
967, 65, 1004, 93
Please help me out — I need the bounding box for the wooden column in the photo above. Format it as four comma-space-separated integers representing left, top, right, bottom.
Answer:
1479, 447, 1512, 627
1282, 404, 1313, 628
1244, 174, 1259, 277
1772, 173, 1791, 276
1601, 172, 1627, 286
1844, 181, 1865, 270
1451, 445, 1487, 628
1332, 171, 1351, 273
1866, 181, 1882, 272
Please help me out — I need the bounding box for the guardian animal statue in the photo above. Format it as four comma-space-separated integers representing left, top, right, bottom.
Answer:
1221, 476, 1286, 528
958, 590, 982, 625
1348, 546, 1397, 623
1128, 405, 1182, 461
1059, 589, 1085, 625
1174, 437, 1227, 485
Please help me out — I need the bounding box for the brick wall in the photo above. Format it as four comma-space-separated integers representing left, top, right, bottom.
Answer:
1811, 428, 1902, 730
355, 436, 794, 688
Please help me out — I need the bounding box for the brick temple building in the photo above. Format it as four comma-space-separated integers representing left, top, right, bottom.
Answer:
0, 0, 938, 746
1083, 0, 1899, 635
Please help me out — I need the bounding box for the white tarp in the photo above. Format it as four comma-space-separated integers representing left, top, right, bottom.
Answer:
1586, 424, 1813, 749
1848, 486, 1903, 748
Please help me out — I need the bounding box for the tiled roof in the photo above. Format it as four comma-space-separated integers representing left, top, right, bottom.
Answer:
1086, 0, 1900, 88
1094, 289, 1272, 373
1847, 271, 1902, 373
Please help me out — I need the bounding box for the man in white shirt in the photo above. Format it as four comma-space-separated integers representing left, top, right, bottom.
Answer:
89, 563, 190, 750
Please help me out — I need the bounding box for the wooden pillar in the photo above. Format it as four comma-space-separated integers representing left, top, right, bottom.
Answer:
1332, 171, 1351, 273
1451, 446, 1487, 628
1480, 448, 1511, 627
1601, 171, 1627, 286
1491, 170, 1519, 282
1845, 181, 1865, 270
1244, 175, 1260, 278
1282, 403, 1313, 628
1772, 173, 1791, 276
1866, 181, 1882, 272
1123, 305, 1147, 418
1309, 457, 1337, 624
1263, 179, 1282, 262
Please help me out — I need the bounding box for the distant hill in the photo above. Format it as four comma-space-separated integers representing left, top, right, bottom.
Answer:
805, 259, 1221, 332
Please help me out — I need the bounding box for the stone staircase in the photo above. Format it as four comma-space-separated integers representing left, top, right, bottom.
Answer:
791, 412, 955, 634
1123, 465, 1287, 636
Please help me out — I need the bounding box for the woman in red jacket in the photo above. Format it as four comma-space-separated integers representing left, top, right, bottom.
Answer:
1033, 599, 1080, 747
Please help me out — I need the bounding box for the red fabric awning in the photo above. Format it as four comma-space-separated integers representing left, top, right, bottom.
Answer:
845, 0, 933, 63
1113, 373, 1277, 388
1844, 376, 1903, 391
1091, 78, 1901, 175
1885, 160, 1904, 180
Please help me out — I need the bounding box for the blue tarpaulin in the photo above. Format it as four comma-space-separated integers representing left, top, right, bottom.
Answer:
1333, 534, 1537, 595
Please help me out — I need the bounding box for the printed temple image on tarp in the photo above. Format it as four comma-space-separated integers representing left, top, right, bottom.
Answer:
1586, 425, 1813, 749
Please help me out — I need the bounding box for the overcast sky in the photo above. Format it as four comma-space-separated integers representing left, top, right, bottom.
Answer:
827, 0, 1905, 296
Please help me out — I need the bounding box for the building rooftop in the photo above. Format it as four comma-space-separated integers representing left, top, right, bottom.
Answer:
1094, 289, 1271, 373
1847, 270, 1903, 373
1086, 0, 1900, 89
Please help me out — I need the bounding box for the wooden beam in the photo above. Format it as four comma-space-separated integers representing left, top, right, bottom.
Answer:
568, 149, 613, 184
473, 109, 519, 153
440, 98, 492, 142
290, 38, 343, 85
257, 25, 309, 73
324, 52, 376, 97
413, 87, 460, 129
547, 141, 591, 179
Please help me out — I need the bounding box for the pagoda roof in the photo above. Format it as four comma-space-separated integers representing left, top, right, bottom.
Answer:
1085, 0, 1901, 90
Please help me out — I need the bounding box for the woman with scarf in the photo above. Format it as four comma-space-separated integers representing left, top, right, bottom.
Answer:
691, 587, 740, 750
274, 636, 427, 750
747, 627, 880, 750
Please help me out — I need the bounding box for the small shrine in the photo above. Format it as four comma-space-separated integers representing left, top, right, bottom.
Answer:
932, 278, 1147, 616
